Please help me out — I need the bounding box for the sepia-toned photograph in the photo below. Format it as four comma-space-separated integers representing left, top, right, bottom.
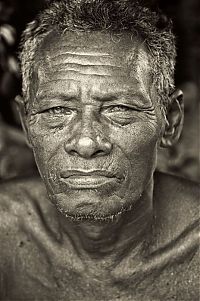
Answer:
0, 0, 199, 300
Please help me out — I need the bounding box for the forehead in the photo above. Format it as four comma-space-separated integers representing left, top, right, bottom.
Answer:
36, 30, 150, 69
38, 30, 148, 59
33, 30, 152, 98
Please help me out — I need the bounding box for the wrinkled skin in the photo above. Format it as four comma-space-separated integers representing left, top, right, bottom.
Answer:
0, 31, 199, 301
24, 31, 163, 220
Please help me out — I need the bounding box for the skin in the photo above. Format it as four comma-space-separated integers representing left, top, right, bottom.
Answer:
0, 31, 199, 300
26, 31, 161, 220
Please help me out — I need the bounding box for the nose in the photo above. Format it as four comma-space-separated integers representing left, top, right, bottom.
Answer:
64, 119, 112, 159
65, 136, 112, 158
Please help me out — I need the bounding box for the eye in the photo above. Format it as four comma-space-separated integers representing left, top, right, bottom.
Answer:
101, 104, 138, 126
43, 106, 73, 116
103, 105, 135, 114
107, 105, 133, 112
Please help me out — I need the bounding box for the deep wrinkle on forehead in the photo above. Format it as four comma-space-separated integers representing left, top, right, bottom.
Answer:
32, 30, 154, 109
36, 30, 150, 77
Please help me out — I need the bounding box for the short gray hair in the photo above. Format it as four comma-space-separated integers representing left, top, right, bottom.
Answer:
20, 0, 176, 111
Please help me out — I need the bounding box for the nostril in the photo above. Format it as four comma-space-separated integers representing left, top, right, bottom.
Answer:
69, 150, 78, 156
93, 149, 106, 157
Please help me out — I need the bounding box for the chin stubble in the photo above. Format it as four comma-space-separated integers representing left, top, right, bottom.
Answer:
55, 202, 134, 223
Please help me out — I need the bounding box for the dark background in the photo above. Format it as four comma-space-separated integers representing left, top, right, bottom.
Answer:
0, 0, 199, 181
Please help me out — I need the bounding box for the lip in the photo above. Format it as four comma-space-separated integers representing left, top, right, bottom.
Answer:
60, 170, 121, 189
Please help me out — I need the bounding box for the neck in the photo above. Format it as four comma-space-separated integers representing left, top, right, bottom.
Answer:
58, 179, 154, 269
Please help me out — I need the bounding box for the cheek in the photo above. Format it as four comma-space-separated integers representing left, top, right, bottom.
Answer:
111, 122, 159, 165
28, 124, 59, 176
109, 122, 159, 197
109, 122, 159, 180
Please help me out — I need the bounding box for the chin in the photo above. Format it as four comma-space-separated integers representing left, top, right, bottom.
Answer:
50, 189, 134, 223
55, 205, 133, 223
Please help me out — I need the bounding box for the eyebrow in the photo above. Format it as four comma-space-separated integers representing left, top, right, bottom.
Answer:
36, 89, 151, 108
36, 93, 79, 102
93, 90, 151, 103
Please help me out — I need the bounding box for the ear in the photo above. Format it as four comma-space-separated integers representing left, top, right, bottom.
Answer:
15, 95, 32, 148
161, 89, 184, 148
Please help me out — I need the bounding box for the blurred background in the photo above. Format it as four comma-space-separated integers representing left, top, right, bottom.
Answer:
0, 0, 199, 181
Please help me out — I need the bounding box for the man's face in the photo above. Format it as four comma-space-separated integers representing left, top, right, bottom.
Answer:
25, 31, 164, 220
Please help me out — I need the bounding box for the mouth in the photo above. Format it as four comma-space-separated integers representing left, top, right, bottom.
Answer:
60, 170, 121, 189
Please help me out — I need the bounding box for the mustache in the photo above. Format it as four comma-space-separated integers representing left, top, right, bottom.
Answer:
60, 169, 124, 180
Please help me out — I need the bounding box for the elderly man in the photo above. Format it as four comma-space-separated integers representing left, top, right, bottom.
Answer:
0, 0, 199, 300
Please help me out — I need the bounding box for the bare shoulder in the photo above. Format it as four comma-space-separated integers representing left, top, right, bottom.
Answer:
153, 171, 199, 247
0, 176, 47, 218
0, 176, 48, 251
0, 177, 60, 299
154, 171, 199, 224
152, 172, 199, 297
